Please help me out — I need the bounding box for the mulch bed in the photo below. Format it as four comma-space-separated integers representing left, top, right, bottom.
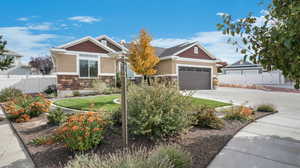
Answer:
7, 111, 274, 168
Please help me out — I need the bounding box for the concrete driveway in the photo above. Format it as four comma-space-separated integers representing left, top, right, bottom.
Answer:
192, 87, 300, 168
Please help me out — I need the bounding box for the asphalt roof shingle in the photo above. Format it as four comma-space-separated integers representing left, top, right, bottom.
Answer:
124, 41, 200, 58
158, 42, 196, 57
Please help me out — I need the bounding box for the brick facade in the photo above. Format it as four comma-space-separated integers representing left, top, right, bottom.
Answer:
57, 75, 115, 90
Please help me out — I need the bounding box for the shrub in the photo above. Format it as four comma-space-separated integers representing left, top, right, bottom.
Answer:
65, 148, 149, 168
56, 112, 107, 151
29, 135, 61, 146
149, 145, 192, 168
110, 107, 122, 126
72, 91, 80, 97
92, 80, 108, 94
102, 87, 121, 95
256, 104, 276, 112
128, 84, 192, 139
65, 145, 191, 168
192, 106, 224, 129
47, 108, 67, 125
0, 88, 23, 102
29, 136, 54, 145
4, 94, 51, 122
224, 106, 254, 122
44, 84, 57, 96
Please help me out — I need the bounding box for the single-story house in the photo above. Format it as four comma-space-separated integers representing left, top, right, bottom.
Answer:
222, 60, 263, 75
50, 35, 218, 96
0, 50, 37, 75
220, 59, 290, 86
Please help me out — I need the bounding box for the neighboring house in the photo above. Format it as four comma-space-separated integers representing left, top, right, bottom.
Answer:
51, 35, 218, 96
220, 59, 287, 85
0, 50, 36, 75
222, 60, 263, 75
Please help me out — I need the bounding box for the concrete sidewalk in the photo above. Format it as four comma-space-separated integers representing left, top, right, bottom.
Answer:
0, 109, 35, 168
193, 87, 300, 168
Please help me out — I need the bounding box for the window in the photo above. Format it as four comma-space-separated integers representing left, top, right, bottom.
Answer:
79, 59, 98, 77
101, 39, 107, 46
194, 47, 199, 54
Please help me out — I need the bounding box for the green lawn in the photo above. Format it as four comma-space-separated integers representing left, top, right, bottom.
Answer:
54, 95, 120, 112
54, 95, 230, 112
188, 97, 231, 108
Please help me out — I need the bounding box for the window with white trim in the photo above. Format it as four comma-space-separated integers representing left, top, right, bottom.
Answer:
79, 54, 98, 78
194, 47, 199, 54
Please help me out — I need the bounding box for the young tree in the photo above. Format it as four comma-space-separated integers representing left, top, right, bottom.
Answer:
29, 56, 53, 75
217, 0, 300, 89
128, 29, 160, 85
0, 35, 14, 70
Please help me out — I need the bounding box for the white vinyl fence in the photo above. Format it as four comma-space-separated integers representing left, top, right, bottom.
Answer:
0, 75, 57, 93
218, 71, 286, 85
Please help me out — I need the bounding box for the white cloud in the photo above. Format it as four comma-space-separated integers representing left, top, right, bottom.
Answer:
216, 12, 228, 17
152, 31, 243, 63
27, 22, 52, 31
0, 26, 57, 61
17, 17, 29, 21
68, 16, 101, 23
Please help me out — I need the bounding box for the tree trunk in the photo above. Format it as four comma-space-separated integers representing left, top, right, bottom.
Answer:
143, 75, 151, 86
147, 76, 151, 86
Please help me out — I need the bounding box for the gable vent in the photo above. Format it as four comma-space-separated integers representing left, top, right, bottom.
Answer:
101, 39, 107, 46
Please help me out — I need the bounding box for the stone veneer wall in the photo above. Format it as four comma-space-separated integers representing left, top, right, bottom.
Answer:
57, 75, 115, 91
155, 76, 178, 86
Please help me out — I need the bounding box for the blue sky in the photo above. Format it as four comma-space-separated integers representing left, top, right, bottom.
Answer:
0, 0, 269, 63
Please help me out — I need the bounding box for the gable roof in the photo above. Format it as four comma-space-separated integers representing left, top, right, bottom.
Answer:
57, 36, 115, 53
123, 43, 166, 57
159, 41, 216, 60
124, 41, 216, 60
3, 50, 22, 57
95, 35, 128, 52
159, 42, 196, 57
225, 59, 261, 68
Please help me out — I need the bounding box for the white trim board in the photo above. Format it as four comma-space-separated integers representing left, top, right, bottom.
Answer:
99, 73, 116, 76
159, 55, 217, 63
50, 48, 111, 58
155, 74, 178, 77
55, 72, 78, 75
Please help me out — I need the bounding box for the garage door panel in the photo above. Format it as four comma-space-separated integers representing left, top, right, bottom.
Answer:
179, 66, 211, 90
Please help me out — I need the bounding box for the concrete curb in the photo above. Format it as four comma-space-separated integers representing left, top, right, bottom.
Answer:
206, 110, 278, 168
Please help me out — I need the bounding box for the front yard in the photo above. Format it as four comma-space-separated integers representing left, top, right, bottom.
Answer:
53, 94, 231, 111
0, 85, 276, 168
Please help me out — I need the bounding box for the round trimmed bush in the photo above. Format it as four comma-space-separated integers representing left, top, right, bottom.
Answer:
256, 104, 276, 112
127, 84, 193, 139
